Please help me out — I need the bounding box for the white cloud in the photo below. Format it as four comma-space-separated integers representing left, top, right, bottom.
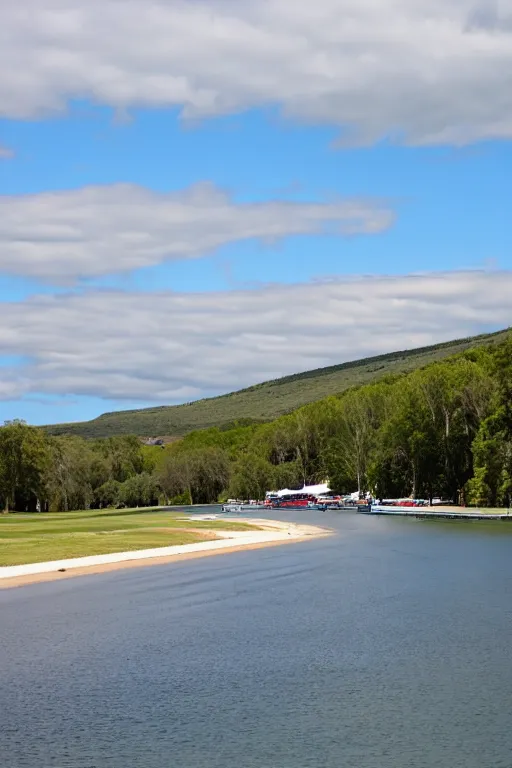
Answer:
0, 182, 392, 282
1, 1, 512, 145
0, 270, 510, 403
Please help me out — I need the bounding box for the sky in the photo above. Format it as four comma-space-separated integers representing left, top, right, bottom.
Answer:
0, 0, 511, 426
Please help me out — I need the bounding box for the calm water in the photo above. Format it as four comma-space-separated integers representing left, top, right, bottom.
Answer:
1, 509, 512, 768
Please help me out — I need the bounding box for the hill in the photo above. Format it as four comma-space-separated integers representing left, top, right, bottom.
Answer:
43, 328, 511, 439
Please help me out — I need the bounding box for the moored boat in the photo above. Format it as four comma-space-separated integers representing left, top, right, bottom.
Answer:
271, 492, 316, 509
265, 483, 332, 510
221, 503, 243, 513
221, 501, 266, 513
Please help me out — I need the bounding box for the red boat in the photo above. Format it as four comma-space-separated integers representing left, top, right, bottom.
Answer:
270, 492, 317, 509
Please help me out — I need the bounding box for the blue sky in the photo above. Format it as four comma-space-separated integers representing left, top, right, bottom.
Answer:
1, 1, 511, 427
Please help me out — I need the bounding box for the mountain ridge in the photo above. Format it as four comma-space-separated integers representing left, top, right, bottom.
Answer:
43, 327, 511, 439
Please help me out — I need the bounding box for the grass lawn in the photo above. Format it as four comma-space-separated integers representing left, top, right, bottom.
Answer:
0, 507, 259, 567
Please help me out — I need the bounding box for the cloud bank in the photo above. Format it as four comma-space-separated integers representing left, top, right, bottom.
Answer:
2, 0, 512, 145
0, 183, 392, 282
0, 271, 510, 403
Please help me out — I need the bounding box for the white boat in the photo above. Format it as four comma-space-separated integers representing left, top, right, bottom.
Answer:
222, 504, 243, 513
221, 501, 265, 513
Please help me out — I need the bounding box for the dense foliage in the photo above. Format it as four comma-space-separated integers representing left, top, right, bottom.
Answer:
43, 329, 510, 439
2, 337, 512, 512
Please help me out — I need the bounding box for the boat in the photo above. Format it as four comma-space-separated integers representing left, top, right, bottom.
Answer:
378, 498, 428, 508
221, 502, 265, 513
264, 483, 374, 512
270, 492, 316, 509
265, 483, 332, 510
221, 503, 243, 513
307, 502, 330, 511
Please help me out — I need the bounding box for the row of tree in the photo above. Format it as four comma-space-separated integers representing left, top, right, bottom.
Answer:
1, 339, 511, 512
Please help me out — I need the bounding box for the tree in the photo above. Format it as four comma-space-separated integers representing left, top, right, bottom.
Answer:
95, 479, 122, 508
228, 455, 275, 500
372, 379, 442, 501
45, 436, 96, 512
413, 359, 492, 501
468, 407, 512, 507
118, 473, 160, 508
159, 446, 229, 504
323, 387, 383, 495
159, 453, 193, 503
95, 436, 144, 482
0, 421, 50, 512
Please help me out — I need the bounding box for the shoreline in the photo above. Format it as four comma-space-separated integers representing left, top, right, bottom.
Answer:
0, 519, 330, 589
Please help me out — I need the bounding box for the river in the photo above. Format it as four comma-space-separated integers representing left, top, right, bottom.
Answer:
1, 508, 512, 767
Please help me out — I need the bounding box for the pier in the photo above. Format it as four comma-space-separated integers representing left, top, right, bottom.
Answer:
363, 505, 512, 521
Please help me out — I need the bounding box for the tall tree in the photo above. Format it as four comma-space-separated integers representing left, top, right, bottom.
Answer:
374, 380, 441, 501
228, 454, 275, 500
45, 436, 96, 512
0, 421, 50, 512
467, 342, 512, 507
324, 387, 383, 495
159, 446, 229, 504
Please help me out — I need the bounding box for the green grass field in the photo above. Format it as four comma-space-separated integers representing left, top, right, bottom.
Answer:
43, 328, 511, 439
0, 508, 259, 567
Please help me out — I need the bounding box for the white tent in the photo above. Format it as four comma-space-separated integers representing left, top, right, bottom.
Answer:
300, 483, 331, 497
348, 490, 371, 500
274, 488, 294, 497
267, 483, 331, 498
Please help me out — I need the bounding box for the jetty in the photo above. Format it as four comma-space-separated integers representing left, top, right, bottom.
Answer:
362, 505, 512, 521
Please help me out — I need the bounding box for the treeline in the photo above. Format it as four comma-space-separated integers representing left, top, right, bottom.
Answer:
0, 429, 163, 512
158, 339, 512, 507
2, 339, 512, 512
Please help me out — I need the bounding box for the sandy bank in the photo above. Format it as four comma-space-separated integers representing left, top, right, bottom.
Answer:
0, 519, 330, 589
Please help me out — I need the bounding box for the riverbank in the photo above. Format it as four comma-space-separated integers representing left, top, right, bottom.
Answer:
0, 507, 263, 567
0, 518, 329, 589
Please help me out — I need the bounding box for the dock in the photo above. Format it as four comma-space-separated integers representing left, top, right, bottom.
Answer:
362, 505, 512, 521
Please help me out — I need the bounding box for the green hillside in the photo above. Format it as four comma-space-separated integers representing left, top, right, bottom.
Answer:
43, 328, 511, 439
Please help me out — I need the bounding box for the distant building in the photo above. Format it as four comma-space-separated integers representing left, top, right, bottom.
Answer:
141, 437, 164, 446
